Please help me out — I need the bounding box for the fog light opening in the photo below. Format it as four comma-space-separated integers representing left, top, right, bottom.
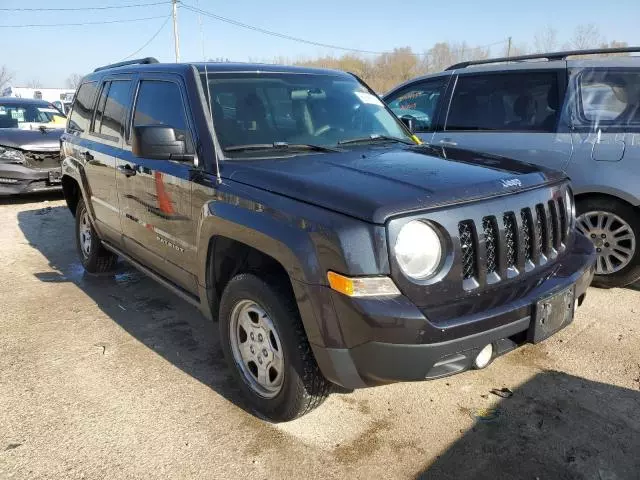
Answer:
473, 344, 494, 369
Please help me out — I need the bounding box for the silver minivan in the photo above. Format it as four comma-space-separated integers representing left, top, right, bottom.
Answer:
384, 48, 640, 288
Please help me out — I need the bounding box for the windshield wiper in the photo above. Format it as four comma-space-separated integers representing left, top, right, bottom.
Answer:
224, 142, 341, 153
338, 134, 415, 146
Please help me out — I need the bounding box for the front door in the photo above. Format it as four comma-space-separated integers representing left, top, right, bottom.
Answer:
384, 74, 451, 143
431, 69, 573, 173
565, 66, 640, 196
117, 76, 199, 294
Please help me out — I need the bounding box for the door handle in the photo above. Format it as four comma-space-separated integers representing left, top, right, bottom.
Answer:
82, 151, 94, 161
117, 164, 137, 177
439, 139, 458, 147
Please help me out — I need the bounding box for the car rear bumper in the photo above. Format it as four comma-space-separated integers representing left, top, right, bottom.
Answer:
308, 234, 596, 389
0, 163, 62, 195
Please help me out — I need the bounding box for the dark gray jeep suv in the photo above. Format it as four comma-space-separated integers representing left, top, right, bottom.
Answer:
60, 58, 595, 421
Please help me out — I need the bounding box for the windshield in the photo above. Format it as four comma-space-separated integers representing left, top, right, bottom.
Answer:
199, 71, 413, 155
0, 101, 66, 129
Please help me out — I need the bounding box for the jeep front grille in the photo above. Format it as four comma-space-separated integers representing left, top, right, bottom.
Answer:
457, 197, 568, 289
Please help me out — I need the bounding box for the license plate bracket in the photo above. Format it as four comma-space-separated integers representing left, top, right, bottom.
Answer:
530, 285, 576, 343
48, 169, 62, 184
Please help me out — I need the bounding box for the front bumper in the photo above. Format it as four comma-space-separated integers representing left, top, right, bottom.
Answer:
310, 234, 596, 389
0, 163, 62, 195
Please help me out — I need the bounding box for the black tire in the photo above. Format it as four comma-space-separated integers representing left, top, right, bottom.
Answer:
219, 273, 331, 421
576, 197, 640, 288
75, 197, 118, 274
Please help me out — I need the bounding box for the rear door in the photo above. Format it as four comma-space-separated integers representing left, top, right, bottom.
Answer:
117, 75, 199, 294
563, 65, 640, 203
384, 74, 451, 143
66, 81, 122, 246
83, 77, 134, 245
431, 67, 573, 172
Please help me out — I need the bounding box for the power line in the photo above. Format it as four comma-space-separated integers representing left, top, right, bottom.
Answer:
0, 1, 171, 12
120, 15, 172, 61
0, 15, 168, 28
182, 3, 507, 57
181, 4, 393, 55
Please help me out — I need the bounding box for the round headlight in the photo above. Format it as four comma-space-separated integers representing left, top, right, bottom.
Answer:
394, 220, 443, 279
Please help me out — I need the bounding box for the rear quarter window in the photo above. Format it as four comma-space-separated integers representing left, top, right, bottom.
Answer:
68, 82, 98, 133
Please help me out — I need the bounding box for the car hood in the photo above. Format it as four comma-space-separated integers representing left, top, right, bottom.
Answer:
223, 145, 566, 224
0, 127, 63, 152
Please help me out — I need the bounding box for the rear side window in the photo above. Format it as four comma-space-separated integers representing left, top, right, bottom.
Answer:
575, 69, 640, 127
386, 79, 447, 132
446, 72, 560, 132
68, 82, 98, 133
92, 80, 132, 141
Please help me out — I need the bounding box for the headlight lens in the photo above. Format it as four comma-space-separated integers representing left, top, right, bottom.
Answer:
0, 147, 25, 164
394, 220, 443, 279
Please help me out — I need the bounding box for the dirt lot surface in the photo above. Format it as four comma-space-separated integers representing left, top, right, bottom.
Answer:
1, 194, 639, 480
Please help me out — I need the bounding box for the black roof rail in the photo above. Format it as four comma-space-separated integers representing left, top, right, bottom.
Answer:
445, 46, 640, 71
93, 57, 160, 73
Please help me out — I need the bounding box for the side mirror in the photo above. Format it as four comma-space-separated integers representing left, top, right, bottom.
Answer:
400, 115, 416, 133
132, 125, 193, 161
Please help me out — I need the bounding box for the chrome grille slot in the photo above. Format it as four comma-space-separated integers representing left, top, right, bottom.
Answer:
458, 221, 477, 280
535, 204, 548, 257
557, 196, 567, 243
482, 217, 499, 274
521, 208, 534, 263
503, 213, 517, 268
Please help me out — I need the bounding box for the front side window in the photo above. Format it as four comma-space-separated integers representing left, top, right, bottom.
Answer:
68, 82, 98, 133
199, 71, 413, 156
574, 69, 640, 127
386, 79, 446, 132
0, 101, 66, 129
133, 80, 189, 137
446, 72, 560, 133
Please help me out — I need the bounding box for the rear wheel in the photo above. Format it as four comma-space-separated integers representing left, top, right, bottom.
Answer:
75, 198, 118, 274
219, 273, 331, 421
576, 197, 640, 288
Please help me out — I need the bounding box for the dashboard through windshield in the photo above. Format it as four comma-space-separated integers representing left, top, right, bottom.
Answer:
199, 71, 413, 155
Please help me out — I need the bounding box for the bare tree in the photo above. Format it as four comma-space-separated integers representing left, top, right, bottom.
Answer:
570, 24, 601, 50
65, 73, 84, 89
597, 40, 630, 56
27, 79, 42, 89
534, 26, 559, 53
0, 65, 13, 91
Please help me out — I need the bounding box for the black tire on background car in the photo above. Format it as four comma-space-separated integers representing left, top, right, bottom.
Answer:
576, 197, 640, 288
75, 197, 118, 274
219, 273, 331, 421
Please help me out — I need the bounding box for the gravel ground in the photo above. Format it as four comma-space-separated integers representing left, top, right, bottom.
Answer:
1, 194, 639, 480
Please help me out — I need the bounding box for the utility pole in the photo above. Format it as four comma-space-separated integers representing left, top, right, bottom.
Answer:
172, 0, 180, 63
507, 36, 512, 59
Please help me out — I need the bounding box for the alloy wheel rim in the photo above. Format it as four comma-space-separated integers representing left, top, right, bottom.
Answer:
576, 210, 636, 275
229, 299, 285, 398
79, 210, 92, 258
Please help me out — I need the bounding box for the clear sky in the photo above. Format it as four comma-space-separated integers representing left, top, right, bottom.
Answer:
1, 0, 638, 87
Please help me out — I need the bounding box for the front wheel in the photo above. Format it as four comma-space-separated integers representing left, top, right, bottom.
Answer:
219, 273, 331, 421
576, 197, 640, 288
